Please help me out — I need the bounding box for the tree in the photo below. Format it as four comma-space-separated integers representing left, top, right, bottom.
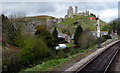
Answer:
108, 27, 112, 35
35, 25, 55, 49
102, 25, 109, 31
78, 32, 96, 50
117, 18, 120, 36
13, 25, 25, 47
1, 14, 13, 45
109, 20, 117, 33
90, 13, 96, 17
74, 25, 83, 45
52, 27, 59, 46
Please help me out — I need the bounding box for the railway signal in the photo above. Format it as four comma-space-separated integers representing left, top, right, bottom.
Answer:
89, 18, 96, 20
89, 16, 101, 48
89, 17, 99, 20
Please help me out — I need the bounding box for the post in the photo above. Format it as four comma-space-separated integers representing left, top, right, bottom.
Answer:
97, 15, 101, 48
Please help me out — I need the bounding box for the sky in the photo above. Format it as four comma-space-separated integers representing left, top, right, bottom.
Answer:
1, 2, 118, 23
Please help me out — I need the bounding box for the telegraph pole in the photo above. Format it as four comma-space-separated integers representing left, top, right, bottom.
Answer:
96, 15, 101, 48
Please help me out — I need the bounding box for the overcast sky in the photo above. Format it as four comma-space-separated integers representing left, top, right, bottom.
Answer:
2, 2, 118, 23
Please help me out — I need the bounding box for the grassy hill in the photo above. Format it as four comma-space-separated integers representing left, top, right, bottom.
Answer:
12, 15, 56, 25
12, 15, 107, 34
58, 15, 107, 31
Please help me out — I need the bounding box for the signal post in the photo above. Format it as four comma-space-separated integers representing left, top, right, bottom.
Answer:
89, 15, 101, 48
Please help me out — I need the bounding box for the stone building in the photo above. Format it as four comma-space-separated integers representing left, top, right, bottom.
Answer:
75, 6, 78, 15
90, 31, 108, 37
54, 18, 63, 23
65, 6, 89, 18
78, 10, 89, 16
67, 6, 74, 17
85, 10, 89, 16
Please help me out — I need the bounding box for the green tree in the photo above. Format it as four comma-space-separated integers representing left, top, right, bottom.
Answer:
102, 25, 109, 31
19, 36, 49, 66
13, 25, 25, 48
108, 27, 112, 35
74, 25, 83, 45
52, 27, 59, 46
35, 25, 55, 49
117, 18, 120, 36
1, 14, 14, 45
78, 32, 97, 50
110, 20, 117, 33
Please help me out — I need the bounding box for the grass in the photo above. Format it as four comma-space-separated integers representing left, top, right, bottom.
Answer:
65, 43, 76, 47
20, 58, 69, 72
20, 39, 113, 72
58, 15, 107, 31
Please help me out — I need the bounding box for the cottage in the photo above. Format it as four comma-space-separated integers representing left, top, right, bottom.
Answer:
58, 33, 72, 43
90, 31, 108, 37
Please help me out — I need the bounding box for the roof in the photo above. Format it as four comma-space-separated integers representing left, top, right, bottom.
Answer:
58, 33, 67, 38
90, 31, 108, 32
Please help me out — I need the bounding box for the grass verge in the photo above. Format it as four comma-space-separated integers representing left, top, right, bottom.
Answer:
20, 39, 114, 72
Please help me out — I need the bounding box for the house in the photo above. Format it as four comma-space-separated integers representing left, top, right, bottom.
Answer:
90, 31, 108, 37
58, 33, 72, 43
110, 30, 118, 39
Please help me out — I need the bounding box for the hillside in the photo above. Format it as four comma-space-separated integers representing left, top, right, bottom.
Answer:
11, 15, 107, 35
58, 15, 107, 31
12, 15, 56, 25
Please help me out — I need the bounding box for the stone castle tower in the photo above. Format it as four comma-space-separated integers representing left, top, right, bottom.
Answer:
67, 6, 73, 17
75, 6, 78, 15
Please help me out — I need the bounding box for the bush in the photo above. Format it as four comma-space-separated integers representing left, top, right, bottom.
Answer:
100, 37, 106, 43
102, 35, 112, 39
68, 48, 79, 55
2, 34, 53, 73
35, 25, 55, 49
57, 50, 67, 59
102, 25, 109, 31
100, 35, 112, 43
78, 32, 97, 50
2, 49, 22, 73
19, 36, 49, 67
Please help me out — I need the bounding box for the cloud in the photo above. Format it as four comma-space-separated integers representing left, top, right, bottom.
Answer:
2, 0, 120, 2
2, 2, 57, 15
100, 9, 118, 22
2, 2, 118, 23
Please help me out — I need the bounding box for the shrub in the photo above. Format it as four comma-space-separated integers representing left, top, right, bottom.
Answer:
2, 49, 22, 73
102, 35, 112, 39
19, 36, 49, 67
78, 31, 97, 50
68, 48, 79, 55
35, 25, 55, 49
100, 35, 112, 43
100, 37, 106, 43
2, 34, 53, 73
57, 50, 67, 59
102, 25, 109, 31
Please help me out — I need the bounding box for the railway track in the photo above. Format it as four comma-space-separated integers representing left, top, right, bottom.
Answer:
76, 41, 120, 73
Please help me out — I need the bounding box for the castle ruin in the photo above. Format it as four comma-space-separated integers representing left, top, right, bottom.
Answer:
75, 6, 78, 15
66, 6, 89, 18
67, 6, 74, 17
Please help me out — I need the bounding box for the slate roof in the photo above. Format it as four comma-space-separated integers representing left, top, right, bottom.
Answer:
58, 33, 67, 38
